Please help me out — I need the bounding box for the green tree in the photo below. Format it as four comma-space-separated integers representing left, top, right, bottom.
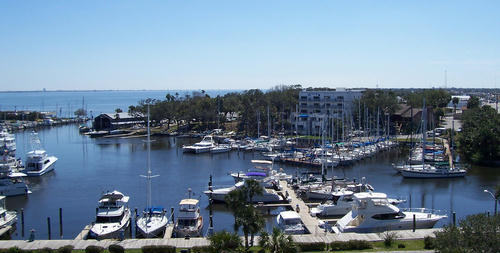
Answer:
452, 97, 459, 114
74, 108, 86, 118
456, 105, 500, 164
434, 213, 500, 253
467, 96, 480, 109
115, 108, 123, 113
207, 230, 241, 253
259, 227, 299, 253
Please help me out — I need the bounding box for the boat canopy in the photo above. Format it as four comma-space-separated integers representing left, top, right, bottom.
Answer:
246, 172, 266, 177
179, 199, 199, 205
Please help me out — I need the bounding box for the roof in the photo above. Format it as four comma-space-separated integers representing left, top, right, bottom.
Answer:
354, 192, 387, 199
98, 112, 143, 120
179, 199, 199, 205
279, 211, 301, 220
393, 104, 423, 118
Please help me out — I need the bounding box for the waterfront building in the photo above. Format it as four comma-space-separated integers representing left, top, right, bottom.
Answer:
93, 112, 144, 130
291, 88, 364, 135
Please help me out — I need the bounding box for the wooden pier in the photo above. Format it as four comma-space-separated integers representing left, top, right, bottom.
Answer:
162, 224, 174, 239
279, 180, 324, 235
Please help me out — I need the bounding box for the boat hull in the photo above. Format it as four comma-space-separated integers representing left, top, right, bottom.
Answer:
401, 169, 466, 178
174, 217, 203, 238
26, 159, 57, 176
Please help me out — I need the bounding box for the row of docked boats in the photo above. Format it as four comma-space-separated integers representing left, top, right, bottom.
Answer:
89, 108, 203, 239
1, 129, 58, 197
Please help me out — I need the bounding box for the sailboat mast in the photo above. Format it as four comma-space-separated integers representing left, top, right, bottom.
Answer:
147, 105, 152, 209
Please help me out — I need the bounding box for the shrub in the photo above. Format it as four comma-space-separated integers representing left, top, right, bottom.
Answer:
141, 245, 176, 253
190, 246, 211, 253
208, 230, 241, 252
56, 246, 74, 253
108, 245, 124, 253
330, 240, 372, 251
6, 247, 23, 253
84, 246, 103, 253
397, 243, 405, 248
424, 236, 435, 249
381, 231, 399, 247
347, 240, 372, 250
37, 248, 54, 253
298, 242, 326, 251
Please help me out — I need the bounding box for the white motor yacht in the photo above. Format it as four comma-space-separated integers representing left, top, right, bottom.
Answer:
210, 144, 231, 153
182, 135, 216, 153
0, 173, 30, 197
24, 132, 57, 176
276, 211, 306, 234
204, 181, 284, 203
173, 198, 203, 237
310, 191, 355, 217
0, 129, 16, 156
333, 192, 446, 233
0, 196, 17, 228
89, 190, 131, 239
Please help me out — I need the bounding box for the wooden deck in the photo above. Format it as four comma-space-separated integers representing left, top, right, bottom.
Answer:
162, 224, 174, 239
279, 180, 323, 235
0, 228, 439, 250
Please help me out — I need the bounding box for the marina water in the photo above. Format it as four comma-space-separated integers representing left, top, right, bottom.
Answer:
2, 90, 500, 239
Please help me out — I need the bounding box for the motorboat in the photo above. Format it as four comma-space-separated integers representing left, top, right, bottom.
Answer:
89, 190, 131, 239
276, 211, 306, 234
173, 197, 203, 237
182, 135, 216, 153
310, 191, 355, 217
204, 181, 284, 203
210, 144, 231, 153
136, 108, 168, 238
0, 196, 17, 228
136, 207, 168, 238
0, 173, 30, 197
24, 132, 58, 176
333, 192, 446, 233
310, 191, 405, 217
0, 129, 16, 156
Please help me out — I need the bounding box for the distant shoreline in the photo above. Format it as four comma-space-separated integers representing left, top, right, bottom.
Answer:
0, 89, 241, 93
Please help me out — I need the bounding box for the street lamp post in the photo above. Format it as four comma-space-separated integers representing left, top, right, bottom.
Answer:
484, 189, 498, 215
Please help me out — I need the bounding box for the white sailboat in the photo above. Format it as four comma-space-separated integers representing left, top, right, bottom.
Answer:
136, 105, 168, 238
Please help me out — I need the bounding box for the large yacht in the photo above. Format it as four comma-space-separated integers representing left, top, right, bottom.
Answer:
333, 192, 446, 233
0, 129, 16, 156
0, 196, 17, 228
310, 191, 355, 217
89, 190, 131, 239
173, 197, 203, 238
182, 135, 216, 153
24, 132, 58, 176
400, 164, 466, 178
276, 211, 306, 234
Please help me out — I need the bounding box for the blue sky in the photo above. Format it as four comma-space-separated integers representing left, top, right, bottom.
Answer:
1, 0, 499, 91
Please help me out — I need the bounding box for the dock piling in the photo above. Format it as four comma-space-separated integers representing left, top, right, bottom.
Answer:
47, 217, 51, 240
171, 207, 174, 222
21, 208, 24, 238
452, 212, 456, 226
59, 208, 63, 238
412, 214, 416, 232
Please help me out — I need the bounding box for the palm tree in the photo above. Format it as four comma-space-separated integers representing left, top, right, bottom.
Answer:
234, 205, 264, 251
452, 97, 459, 115
243, 179, 264, 203
259, 227, 299, 253
224, 189, 246, 230
207, 230, 241, 253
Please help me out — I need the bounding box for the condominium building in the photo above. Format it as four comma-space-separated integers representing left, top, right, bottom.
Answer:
292, 88, 364, 135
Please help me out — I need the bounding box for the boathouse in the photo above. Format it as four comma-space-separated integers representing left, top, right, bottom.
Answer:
93, 113, 144, 130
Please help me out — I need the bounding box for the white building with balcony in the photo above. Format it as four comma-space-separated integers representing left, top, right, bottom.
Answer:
292, 88, 364, 136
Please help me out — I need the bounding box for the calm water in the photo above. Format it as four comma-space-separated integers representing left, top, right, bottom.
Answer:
0, 90, 238, 117
6, 124, 500, 239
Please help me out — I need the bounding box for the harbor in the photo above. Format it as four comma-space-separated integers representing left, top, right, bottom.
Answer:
0, 123, 498, 243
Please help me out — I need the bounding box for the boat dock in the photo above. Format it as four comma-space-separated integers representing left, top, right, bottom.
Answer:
0, 228, 440, 250
279, 180, 324, 235
162, 224, 174, 239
